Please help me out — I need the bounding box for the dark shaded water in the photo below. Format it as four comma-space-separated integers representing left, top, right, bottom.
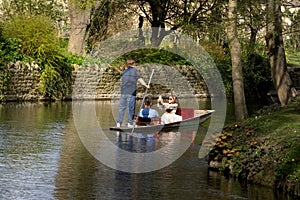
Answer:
0, 101, 292, 199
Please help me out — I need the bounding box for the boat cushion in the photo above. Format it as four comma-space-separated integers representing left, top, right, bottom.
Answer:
177, 108, 194, 120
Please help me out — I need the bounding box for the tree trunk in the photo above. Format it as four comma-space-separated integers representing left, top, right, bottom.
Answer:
266, 0, 293, 106
150, 22, 165, 47
227, 0, 248, 121
248, 27, 257, 55
87, 0, 110, 52
68, 0, 92, 55
138, 16, 145, 44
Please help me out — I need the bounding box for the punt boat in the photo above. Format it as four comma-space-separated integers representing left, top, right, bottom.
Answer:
109, 109, 215, 133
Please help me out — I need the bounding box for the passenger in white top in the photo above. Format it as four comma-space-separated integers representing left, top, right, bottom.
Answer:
157, 95, 182, 124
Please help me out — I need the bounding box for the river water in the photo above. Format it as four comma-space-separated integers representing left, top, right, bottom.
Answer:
0, 101, 292, 199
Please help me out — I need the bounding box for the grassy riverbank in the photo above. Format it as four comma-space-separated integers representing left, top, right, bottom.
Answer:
207, 100, 300, 197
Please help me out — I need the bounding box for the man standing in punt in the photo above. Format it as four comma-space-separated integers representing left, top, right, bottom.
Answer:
116, 58, 149, 128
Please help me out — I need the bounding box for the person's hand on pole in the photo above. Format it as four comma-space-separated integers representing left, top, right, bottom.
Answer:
138, 78, 150, 88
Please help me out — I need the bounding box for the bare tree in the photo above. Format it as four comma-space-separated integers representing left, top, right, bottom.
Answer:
227, 0, 248, 121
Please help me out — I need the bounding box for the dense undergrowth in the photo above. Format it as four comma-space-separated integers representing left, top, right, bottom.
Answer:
208, 99, 300, 197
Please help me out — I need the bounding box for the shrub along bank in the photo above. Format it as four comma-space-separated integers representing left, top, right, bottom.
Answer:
207, 100, 300, 197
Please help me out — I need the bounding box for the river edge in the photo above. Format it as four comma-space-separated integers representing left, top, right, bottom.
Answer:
1, 95, 299, 198
207, 101, 300, 198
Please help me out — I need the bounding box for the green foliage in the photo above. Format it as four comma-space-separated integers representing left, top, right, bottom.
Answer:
59, 38, 86, 65
39, 64, 61, 98
39, 61, 73, 99
3, 15, 58, 58
70, 0, 95, 10
0, 22, 26, 62
111, 48, 191, 67
65, 53, 86, 66
213, 54, 233, 97
110, 45, 273, 102
1, 14, 73, 100
1, 0, 65, 23
0, 37, 26, 63
276, 139, 300, 183
209, 105, 300, 192
243, 53, 273, 103
291, 96, 300, 108
37, 48, 73, 99
0, 24, 20, 99
286, 48, 300, 67
207, 41, 273, 101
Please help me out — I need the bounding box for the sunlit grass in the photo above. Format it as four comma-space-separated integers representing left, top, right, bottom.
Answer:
286, 49, 300, 67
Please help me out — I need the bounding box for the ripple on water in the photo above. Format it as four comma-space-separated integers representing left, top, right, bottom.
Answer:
0, 122, 65, 200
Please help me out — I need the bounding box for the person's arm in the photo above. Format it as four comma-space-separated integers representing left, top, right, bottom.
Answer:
138, 109, 143, 117
157, 96, 164, 110
173, 103, 178, 108
154, 110, 159, 117
138, 78, 150, 88
157, 95, 163, 106
149, 109, 159, 118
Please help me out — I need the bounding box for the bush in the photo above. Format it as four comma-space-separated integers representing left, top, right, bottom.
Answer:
208, 44, 273, 103
0, 22, 26, 63
213, 54, 233, 97
3, 15, 58, 59
2, 14, 73, 99
243, 53, 274, 104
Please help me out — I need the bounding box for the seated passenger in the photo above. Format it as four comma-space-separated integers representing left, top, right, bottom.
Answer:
160, 108, 182, 124
157, 95, 178, 113
157, 95, 182, 124
137, 99, 159, 125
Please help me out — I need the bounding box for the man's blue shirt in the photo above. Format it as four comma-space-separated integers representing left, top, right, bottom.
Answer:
121, 66, 141, 96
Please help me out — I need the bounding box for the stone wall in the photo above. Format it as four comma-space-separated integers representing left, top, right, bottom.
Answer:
0, 62, 42, 101
71, 63, 209, 100
1, 62, 299, 102
0, 63, 209, 101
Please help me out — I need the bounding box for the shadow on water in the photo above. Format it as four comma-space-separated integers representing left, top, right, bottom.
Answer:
0, 101, 294, 200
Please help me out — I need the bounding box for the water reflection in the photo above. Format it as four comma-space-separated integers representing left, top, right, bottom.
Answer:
0, 102, 69, 199
115, 131, 191, 153
0, 102, 293, 200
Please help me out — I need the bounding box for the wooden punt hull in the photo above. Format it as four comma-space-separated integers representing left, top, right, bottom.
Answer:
109, 110, 214, 133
